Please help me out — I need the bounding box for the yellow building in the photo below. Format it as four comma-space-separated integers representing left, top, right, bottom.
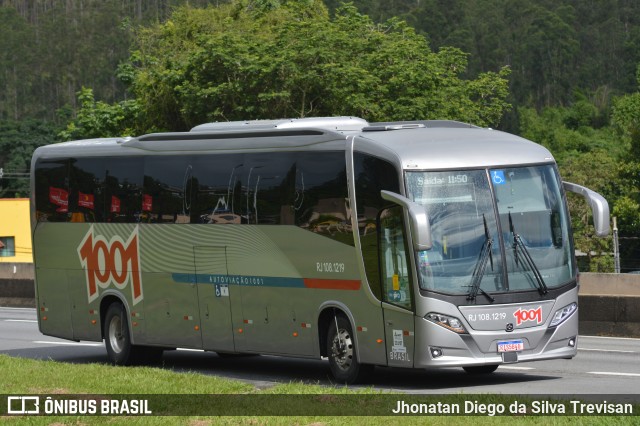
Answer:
0, 199, 32, 263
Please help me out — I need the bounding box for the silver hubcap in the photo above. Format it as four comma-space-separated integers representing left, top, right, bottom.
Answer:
108, 315, 125, 354
331, 328, 353, 371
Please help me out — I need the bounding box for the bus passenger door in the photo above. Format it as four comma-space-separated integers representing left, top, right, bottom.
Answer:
379, 207, 415, 368
194, 246, 236, 353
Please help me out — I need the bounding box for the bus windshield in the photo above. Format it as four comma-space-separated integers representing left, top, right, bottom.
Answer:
405, 165, 574, 296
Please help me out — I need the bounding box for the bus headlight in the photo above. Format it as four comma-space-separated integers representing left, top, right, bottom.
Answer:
425, 312, 467, 334
549, 302, 577, 327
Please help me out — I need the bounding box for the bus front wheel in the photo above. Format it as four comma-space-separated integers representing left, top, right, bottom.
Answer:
326, 315, 373, 384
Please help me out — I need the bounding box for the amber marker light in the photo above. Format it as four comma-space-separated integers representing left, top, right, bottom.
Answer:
376, 339, 383, 344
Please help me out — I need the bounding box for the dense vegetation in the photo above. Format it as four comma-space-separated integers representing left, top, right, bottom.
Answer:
1, 0, 640, 271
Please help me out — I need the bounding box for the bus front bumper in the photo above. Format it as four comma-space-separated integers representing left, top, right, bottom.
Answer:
413, 308, 579, 368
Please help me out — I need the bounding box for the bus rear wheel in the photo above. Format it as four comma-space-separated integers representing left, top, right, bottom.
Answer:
326, 315, 373, 384
103, 302, 163, 365
463, 365, 499, 374
104, 303, 134, 365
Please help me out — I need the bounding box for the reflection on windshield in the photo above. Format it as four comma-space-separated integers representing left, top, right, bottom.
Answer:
406, 165, 573, 296
496, 166, 573, 291
407, 170, 504, 295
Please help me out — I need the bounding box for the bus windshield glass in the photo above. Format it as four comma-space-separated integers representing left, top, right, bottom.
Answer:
405, 165, 574, 296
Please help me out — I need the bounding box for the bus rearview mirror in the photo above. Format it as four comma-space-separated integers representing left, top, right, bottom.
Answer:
380, 190, 432, 250
563, 182, 610, 237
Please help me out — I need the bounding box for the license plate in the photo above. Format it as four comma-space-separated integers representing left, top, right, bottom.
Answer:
497, 339, 524, 353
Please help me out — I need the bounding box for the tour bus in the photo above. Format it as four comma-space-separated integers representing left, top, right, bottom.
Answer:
30, 117, 609, 383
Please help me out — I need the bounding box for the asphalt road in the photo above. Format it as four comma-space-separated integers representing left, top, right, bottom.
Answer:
1, 307, 639, 398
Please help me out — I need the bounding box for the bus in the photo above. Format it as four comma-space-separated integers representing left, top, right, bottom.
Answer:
30, 117, 609, 383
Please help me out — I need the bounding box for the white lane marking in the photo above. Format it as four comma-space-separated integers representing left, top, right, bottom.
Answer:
4, 319, 37, 323
581, 335, 640, 342
579, 348, 636, 354
0, 307, 36, 311
498, 366, 535, 370
176, 348, 205, 352
588, 372, 640, 378
33, 340, 102, 347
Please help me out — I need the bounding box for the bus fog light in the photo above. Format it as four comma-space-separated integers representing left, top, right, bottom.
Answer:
549, 303, 577, 327
568, 337, 576, 347
425, 312, 467, 334
430, 347, 444, 358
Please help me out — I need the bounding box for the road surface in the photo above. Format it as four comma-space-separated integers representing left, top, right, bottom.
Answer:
1, 307, 639, 397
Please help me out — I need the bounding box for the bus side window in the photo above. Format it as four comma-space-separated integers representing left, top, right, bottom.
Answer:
143, 157, 193, 223
378, 206, 413, 310
34, 159, 70, 223
104, 157, 143, 223
190, 154, 244, 224
294, 152, 352, 244
69, 157, 105, 223
244, 152, 296, 225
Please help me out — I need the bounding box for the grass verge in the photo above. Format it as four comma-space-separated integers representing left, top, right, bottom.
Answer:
0, 354, 637, 425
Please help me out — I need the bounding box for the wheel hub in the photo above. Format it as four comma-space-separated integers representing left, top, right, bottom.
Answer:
108, 315, 125, 354
331, 329, 353, 371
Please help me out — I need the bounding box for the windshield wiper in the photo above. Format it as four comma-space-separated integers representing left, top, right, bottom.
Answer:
467, 215, 495, 302
509, 212, 548, 295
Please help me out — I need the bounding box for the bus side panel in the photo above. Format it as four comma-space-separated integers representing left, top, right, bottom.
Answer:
233, 287, 315, 356
34, 221, 389, 364
239, 226, 386, 362
219, 225, 322, 356
34, 223, 148, 343
122, 224, 201, 349
194, 246, 235, 353
33, 223, 81, 340
35, 267, 74, 340
67, 268, 101, 341
142, 271, 202, 348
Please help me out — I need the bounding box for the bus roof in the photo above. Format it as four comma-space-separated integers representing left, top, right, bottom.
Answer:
354, 126, 555, 170
33, 117, 555, 169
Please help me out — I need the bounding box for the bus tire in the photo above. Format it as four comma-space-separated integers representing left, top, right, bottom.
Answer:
104, 302, 137, 365
463, 365, 499, 374
326, 315, 373, 384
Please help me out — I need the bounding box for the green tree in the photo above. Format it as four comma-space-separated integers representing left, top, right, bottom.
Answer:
612, 90, 640, 159
0, 0, 233, 123
610, 84, 640, 271
559, 150, 617, 272
0, 6, 34, 120
66, 0, 510, 136
0, 119, 59, 198
59, 88, 140, 140
518, 102, 625, 272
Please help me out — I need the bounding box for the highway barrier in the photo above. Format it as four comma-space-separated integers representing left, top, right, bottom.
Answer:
578, 273, 640, 338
